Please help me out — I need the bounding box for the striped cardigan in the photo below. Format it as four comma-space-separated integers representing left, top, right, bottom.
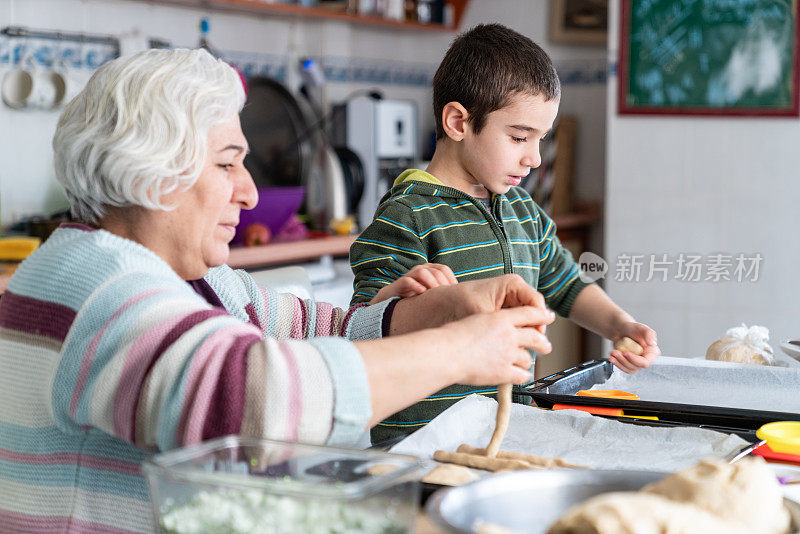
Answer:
350, 169, 590, 443
0, 224, 390, 533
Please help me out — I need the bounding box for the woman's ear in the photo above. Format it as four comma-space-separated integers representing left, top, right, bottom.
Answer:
441, 102, 470, 141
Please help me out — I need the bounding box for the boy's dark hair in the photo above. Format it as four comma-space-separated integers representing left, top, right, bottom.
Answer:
432, 23, 560, 139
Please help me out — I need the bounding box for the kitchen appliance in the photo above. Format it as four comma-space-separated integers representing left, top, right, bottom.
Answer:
232, 186, 305, 245
331, 96, 417, 229
240, 77, 353, 231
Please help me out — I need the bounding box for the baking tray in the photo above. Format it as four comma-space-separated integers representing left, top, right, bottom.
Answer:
514, 359, 800, 441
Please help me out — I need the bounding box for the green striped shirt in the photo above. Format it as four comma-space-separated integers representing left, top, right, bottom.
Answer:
349, 169, 590, 443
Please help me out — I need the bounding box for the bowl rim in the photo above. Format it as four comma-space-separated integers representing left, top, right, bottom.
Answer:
142, 434, 423, 500
425, 468, 800, 533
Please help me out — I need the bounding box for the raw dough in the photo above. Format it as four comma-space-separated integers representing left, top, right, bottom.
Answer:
546, 492, 746, 534
706, 340, 769, 365
643, 457, 789, 534
365, 463, 401, 476
474, 521, 518, 534
547, 457, 789, 534
614, 337, 643, 356
486, 383, 511, 458
457, 444, 586, 469
422, 463, 478, 486
433, 450, 535, 472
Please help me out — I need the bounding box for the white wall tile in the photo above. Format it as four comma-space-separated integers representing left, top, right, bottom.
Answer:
0, 0, 610, 226
606, 0, 800, 365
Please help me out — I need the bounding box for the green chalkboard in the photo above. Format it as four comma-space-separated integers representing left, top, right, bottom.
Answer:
619, 0, 799, 116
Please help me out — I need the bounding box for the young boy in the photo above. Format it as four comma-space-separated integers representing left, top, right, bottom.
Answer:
350, 24, 660, 443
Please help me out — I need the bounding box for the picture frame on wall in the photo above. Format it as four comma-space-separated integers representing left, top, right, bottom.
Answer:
549, 0, 608, 47
618, 0, 800, 117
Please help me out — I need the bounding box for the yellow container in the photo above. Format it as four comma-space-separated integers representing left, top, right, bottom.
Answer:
757, 421, 800, 454
0, 237, 41, 261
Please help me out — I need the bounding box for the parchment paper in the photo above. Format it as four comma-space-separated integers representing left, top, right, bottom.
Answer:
390, 394, 748, 472
590, 356, 800, 413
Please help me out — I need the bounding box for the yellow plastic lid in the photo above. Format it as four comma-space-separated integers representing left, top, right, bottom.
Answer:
756, 421, 800, 455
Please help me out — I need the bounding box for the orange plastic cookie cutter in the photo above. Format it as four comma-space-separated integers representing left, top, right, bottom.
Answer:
576, 389, 640, 400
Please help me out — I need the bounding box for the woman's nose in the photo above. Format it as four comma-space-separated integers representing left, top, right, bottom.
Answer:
235, 167, 258, 210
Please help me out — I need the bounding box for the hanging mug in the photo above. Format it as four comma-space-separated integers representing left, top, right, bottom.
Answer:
1, 54, 58, 110
49, 59, 71, 108
1, 56, 35, 109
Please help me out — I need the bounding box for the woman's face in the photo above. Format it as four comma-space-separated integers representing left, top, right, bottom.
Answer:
159, 115, 258, 279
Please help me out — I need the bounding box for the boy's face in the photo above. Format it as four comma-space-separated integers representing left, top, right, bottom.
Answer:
460, 92, 559, 196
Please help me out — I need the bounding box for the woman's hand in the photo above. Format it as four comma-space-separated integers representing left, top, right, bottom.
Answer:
610, 322, 660, 373
369, 263, 458, 304
389, 274, 548, 335
443, 306, 555, 385
358, 303, 555, 426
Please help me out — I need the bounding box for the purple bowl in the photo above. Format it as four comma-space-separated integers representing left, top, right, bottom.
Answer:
234, 186, 305, 245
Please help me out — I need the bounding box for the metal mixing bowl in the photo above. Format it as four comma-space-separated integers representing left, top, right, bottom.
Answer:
426, 469, 800, 533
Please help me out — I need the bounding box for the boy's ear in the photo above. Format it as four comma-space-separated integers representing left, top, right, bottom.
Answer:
441, 102, 470, 141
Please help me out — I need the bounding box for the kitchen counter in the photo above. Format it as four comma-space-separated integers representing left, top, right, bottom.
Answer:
0, 236, 357, 295
0, 204, 599, 295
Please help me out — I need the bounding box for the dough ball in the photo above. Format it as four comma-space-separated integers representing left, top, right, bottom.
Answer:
643, 457, 789, 534
614, 337, 643, 356
422, 464, 479, 486
365, 463, 401, 476
474, 521, 518, 534
546, 492, 746, 534
706, 340, 768, 365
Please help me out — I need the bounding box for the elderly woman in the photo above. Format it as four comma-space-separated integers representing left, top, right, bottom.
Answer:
0, 48, 553, 533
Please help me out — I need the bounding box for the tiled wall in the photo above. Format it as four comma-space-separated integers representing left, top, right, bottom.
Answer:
604, 0, 800, 358
0, 33, 606, 88
0, 0, 608, 234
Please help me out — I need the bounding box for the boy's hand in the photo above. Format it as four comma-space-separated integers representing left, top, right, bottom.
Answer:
369, 263, 458, 304
609, 322, 660, 373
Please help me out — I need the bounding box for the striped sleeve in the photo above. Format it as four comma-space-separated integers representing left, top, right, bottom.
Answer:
214, 264, 390, 342
53, 270, 371, 451
534, 204, 591, 317
349, 200, 427, 306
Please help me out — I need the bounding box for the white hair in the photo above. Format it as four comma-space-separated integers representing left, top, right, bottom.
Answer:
53, 48, 245, 224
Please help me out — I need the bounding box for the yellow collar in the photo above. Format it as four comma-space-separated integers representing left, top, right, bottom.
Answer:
393, 169, 446, 187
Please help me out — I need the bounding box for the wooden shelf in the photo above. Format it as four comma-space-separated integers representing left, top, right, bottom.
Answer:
228, 234, 356, 269
227, 205, 600, 270
0, 206, 598, 294
552, 202, 601, 230
127, 0, 469, 32
552, 203, 601, 243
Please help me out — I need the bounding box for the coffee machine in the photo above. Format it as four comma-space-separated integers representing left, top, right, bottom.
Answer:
331, 96, 417, 229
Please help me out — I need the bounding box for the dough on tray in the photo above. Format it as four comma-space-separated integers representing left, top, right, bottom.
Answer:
365, 463, 401, 476
706, 340, 769, 365
422, 463, 478, 486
